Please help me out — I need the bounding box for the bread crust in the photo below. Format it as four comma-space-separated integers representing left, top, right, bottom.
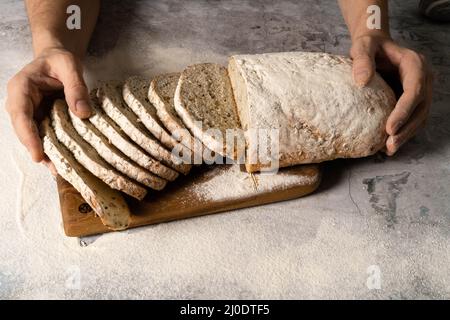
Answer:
69, 108, 167, 190
51, 100, 147, 200
97, 82, 191, 175
228, 52, 396, 172
41, 118, 131, 230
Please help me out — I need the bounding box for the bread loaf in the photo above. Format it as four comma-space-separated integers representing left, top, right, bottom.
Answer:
228, 52, 396, 172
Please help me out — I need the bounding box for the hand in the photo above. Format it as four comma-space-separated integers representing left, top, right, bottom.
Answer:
349, 34, 433, 155
6, 47, 92, 172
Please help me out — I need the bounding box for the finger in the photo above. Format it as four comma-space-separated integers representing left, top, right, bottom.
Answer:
350, 36, 377, 87
380, 41, 405, 66
385, 103, 428, 156
6, 95, 45, 162
51, 54, 91, 118
385, 56, 428, 136
20, 62, 64, 92
42, 158, 58, 177
29, 73, 63, 92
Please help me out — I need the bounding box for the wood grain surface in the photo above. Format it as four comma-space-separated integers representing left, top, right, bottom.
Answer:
57, 164, 321, 237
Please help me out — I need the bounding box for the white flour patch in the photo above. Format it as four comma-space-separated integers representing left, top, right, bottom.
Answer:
192, 164, 316, 201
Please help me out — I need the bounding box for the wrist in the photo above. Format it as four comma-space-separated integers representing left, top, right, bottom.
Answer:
32, 30, 66, 57
32, 29, 85, 59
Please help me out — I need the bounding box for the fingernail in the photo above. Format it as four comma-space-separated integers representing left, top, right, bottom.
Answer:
386, 136, 397, 155
355, 71, 369, 87
387, 136, 394, 146
75, 100, 91, 116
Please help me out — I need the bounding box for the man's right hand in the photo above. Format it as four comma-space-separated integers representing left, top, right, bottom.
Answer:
5, 47, 92, 166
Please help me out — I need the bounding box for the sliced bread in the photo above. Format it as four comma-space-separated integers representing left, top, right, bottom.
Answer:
97, 82, 191, 175
228, 52, 396, 171
174, 63, 243, 160
51, 99, 147, 200
41, 118, 131, 230
123, 76, 179, 150
69, 109, 167, 191
148, 73, 196, 148
149, 73, 207, 164
88, 101, 179, 182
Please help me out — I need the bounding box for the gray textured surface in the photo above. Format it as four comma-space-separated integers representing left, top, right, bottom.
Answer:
0, 0, 449, 299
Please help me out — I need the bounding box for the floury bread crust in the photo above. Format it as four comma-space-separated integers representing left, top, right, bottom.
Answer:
174, 63, 243, 160
41, 118, 131, 230
228, 52, 396, 172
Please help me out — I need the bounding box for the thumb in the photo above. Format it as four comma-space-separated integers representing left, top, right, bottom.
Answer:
53, 54, 91, 118
350, 36, 377, 87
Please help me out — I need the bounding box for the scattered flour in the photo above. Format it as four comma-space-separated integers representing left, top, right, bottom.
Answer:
192, 164, 317, 201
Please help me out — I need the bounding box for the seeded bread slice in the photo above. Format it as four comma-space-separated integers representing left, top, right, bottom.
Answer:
41, 118, 130, 230
149, 73, 208, 164
123, 76, 179, 150
97, 82, 191, 175
174, 63, 243, 159
88, 101, 179, 182
69, 109, 167, 191
148, 73, 196, 148
51, 100, 147, 200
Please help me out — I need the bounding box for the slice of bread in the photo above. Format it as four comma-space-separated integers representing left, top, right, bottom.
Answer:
69, 109, 167, 191
174, 63, 243, 160
97, 82, 191, 175
123, 76, 179, 150
149, 73, 196, 148
41, 118, 131, 230
51, 99, 147, 200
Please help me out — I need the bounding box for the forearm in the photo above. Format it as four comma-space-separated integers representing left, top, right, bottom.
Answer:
338, 0, 390, 40
25, 0, 100, 58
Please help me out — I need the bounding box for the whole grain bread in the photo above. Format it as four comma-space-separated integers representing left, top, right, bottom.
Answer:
41, 118, 131, 230
174, 63, 243, 160
51, 99, 147, 200
97, 82, 191, 175
149, 73, 196, 148
69, 109, 167, 190
149, 73, 207, 164
88, 99, 179, 181
228, 52, 396, 172
123, 76, 179, 150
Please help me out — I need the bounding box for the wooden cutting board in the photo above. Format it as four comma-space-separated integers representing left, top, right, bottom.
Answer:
57, 164, 321, 237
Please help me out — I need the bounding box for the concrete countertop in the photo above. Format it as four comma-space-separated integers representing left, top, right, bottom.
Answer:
0, 0, 448, 299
